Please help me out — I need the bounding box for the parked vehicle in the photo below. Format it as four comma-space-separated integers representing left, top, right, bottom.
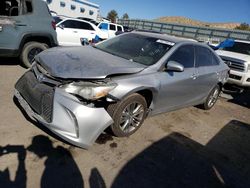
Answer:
56, 18, 108, 46
216, 39, 250, 87
0, 0, 58, 68
14, 32, 229, 148
98, 22, 124, 38
124, 26, 134, 32
115, 26, 134, 36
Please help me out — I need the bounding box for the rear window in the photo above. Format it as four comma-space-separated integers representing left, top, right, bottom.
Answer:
117, 26, 122, 31
78, 21, 94, 30
110, 24, 116, 31
25, 1, 32, 13
196, 46, 213, 67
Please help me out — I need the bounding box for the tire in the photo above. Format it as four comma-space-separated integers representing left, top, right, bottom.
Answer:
107, 93, 147, 137
201, 85, 221, 110
20, 42, 48, 68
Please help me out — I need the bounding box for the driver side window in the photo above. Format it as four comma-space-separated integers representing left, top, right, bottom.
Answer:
168, 45, 195, 68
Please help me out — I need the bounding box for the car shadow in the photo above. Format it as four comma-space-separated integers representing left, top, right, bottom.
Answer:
222, 84, 250, 108
0, 145, 27, 188
111, 120, 250, 188
27, 135, 84, 188
0, 135, 85, 188
228, 89, 250, 108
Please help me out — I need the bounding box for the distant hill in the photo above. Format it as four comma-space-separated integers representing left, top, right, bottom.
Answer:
155, 16, 240, 29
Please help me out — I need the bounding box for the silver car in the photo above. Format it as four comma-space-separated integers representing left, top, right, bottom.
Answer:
14, 32, 229, 148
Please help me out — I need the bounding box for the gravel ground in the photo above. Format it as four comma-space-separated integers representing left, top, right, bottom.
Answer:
0, 58, 250, 188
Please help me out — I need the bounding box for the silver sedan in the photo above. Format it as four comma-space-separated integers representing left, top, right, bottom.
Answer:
14, 32, 229, 148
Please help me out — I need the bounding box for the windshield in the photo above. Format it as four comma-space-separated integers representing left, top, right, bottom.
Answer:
95, 33, 173, 66
221, 42, 250, 55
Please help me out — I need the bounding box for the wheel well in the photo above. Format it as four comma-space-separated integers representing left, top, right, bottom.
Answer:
21, 36, 52, 49
137, 89, 153, 108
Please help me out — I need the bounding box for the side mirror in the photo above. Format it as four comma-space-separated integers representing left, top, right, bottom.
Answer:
58, 24, 64, 30
165, 61, 184, 72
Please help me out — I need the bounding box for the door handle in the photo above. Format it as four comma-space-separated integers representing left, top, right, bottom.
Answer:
0, 26, 2, 31
15, 23, 27, 26
73, 31, 78, 33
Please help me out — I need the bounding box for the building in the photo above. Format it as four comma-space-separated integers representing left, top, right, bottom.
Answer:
45, 0, 100, 20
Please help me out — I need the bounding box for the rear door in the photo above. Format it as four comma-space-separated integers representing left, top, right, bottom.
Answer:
154, 45, 201, 113
195, 46, 220, 98
108, 23, 117, 38
98, 22, 109, 37
77, 21, 96, 42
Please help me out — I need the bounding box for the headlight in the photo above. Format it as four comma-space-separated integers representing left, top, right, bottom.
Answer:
60, 82, 117, 100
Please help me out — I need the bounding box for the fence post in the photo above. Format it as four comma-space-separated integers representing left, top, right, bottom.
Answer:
160, 23, 163, 32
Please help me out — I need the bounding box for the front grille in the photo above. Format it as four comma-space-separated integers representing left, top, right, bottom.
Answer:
229, 74, 242, 80
222, 58, 246, 72
15, 71, 54, 122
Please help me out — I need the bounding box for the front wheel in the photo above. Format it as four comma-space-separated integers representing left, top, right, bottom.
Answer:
107, 93, 147, 137
201, 85, 221, 110
20, 42, 48, 68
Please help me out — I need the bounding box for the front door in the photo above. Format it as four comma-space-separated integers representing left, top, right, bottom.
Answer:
154, 45, 201, 114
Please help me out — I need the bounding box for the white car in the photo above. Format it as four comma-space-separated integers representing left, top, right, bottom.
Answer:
216, 40, 250, 87
98, 22, 124, 38
56, 18, 108, 46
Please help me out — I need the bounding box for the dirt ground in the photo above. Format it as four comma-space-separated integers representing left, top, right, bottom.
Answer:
0, 58, 250, 188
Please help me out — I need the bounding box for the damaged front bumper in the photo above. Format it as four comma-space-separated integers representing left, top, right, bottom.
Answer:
14, 88, 114, 148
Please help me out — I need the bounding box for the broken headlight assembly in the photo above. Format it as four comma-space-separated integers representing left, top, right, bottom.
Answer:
60, 81, 117, 101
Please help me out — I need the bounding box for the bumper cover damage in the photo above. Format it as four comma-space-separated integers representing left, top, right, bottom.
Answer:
14, 88, 114, 148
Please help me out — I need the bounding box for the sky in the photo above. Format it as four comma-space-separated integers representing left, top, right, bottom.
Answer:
92, 0, 250, 24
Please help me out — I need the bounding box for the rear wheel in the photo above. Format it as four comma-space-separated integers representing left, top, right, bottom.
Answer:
20, 42, 48, 68
107, 93, 147, 137
201, 85, 221, 110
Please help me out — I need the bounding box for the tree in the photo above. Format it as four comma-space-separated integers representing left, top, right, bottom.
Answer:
235, 23, 250, 31
107, 10, 118, 23
122, 13, 129, 20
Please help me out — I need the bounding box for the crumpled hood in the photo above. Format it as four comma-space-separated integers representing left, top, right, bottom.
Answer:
36, 46, 146, 79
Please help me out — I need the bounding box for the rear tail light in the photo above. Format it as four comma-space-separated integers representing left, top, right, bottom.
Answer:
51, 21, 56, 30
